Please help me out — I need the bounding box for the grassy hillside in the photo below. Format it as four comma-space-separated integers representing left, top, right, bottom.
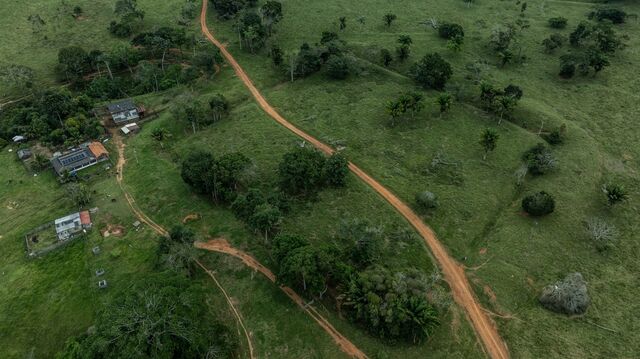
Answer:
203, 0, 640, 358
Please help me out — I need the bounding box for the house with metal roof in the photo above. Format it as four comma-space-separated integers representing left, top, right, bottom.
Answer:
107, 99, 142, 125
50, 142, 109, 177
17, 148, 32, 160
55, 211, 92, 240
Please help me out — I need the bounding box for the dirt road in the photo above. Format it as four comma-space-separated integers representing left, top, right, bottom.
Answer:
200, 2, 509, 358
196, 239, 368, 359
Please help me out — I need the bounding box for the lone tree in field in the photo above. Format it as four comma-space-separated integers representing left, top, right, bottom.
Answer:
151, 127, 170, 148
602, 183, 628, 206
410, 53, 453, 90
380, 48, 393, 67
522, 143, 556, 176
323, 152, 349, 187
522, 191, 555, 216
539, 273, 590, 315
415, 191, 438, 213
339, 16, 347, 31
479, 128, 499, 160
383, 13, 397, 27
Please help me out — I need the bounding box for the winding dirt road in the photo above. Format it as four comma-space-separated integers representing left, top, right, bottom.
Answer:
200, 1, 509, 358
195, 239, 367, 359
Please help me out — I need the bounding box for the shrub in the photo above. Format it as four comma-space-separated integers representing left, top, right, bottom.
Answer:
548, 17, 568, 29
559, 57, 576, 78
324, 152, 349, 187
410, 53, 453, 90
602, 183, 628, 206
522, 191, 555, 216
522, 143, 556, 175
539, 273, 590, 315
415, 191, 438, 212
542, 125, 566, 145
109, 21, 133, 38
542, 34, 565, 53
584, 218, 618, 251
438, 22, 464, 40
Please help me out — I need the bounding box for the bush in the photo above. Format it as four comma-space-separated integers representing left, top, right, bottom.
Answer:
542, 34, 565, 53
522, 143, 556, 175
539, 273, 589, 315
590, 8, 627, 24
415, 191, 438, 212
542, 125, 566, 145
602, 183, 628, 206
438, 22, 464, 40
548, 17, 568, 29
584, 218, 618, 251
109, 21, 133, 38
324, 152, 349, 186
522, 191, 555, 216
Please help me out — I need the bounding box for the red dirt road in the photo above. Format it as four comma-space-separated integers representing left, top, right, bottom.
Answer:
200, 1, 509, 358
195, 239, 368, 359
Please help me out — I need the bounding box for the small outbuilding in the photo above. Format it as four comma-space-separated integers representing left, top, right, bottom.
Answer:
12, 135, 26, 143
17, 148, 32, 160
120, 122, 140, 135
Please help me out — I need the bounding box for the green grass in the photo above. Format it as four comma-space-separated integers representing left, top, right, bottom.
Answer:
201, 1, 640, 357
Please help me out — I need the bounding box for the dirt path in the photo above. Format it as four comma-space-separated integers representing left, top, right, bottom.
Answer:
195, 239, 368, 359
112, 133, 254, 359
200, 2, 509, 358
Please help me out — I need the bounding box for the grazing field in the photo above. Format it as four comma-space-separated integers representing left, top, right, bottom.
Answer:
203, 0, 640, 358
1, 0, 639, 358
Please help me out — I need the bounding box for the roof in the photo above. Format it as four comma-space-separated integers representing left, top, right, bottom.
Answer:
17, 149, 32, 159
55, 212, 81, 235
121, 127, 131, 135
12, 135, 26, 142
107, 99, 137, 114
79, 211, 91, 226
88, 142, 108, 159
50, 147, 95, 176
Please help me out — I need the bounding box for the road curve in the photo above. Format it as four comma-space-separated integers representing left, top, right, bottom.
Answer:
199, 1, 509, 358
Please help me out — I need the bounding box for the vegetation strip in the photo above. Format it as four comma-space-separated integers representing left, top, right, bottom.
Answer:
199, 1, 509, 358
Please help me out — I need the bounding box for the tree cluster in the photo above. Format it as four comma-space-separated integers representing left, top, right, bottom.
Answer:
385, 92, 424, 126
211, 0, 257, 19
231, 188, 288, 241
0, 89, 101, 147
479, 82, 522, 124
559, 20, 625, 77
539, 272, 590, 315
56, 273, 238, 359
180, 150, 251, 204
522, 143, 557, 176
278, 146, 349, 196
109, 0, 145, 38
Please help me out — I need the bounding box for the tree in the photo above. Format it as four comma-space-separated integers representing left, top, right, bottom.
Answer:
66, 183, 91, 207
415, 191, 438, 213
602, 183, 627, 206
380, 48, 393, 67
272, 233, 309, 264
410, 53, 453, 90
479, 128, 499, 160
114, 0, 144, 20
249, 203, 282, 241
337, 218, 383, 268
270, 45, 283, 66
479, 82, 522, 124
181, 150, 217, 195
539, 273, 589, 315
436, 93, 452, 115
339, 16, 347, 31
325, 55, 350, 79
343, 267, 438, 342
324, 152, 349, 187
589, 8, 627, 24
209, 93, 230, 122
522, 191, 555, 216
522, 143, 556, 175
398, 34, 413, 46
56, 274, 238, 359
396, 44, 410, 62
57, 46, 89, 81
383, 13, 397, 27
542, 34, 565, 53
260, 1, 283, 35
172, 93, 209, 133
279, 245, 332, 297
278, 146, 326, 196
584, 218, 618, 251
548, 17, 568, 29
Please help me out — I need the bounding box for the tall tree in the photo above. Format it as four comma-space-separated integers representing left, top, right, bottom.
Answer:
479, 128, 499, 160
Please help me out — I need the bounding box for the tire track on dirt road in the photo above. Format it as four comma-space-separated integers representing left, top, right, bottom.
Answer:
195, 239, 368, 359
112, 133, 254, 359
200, 1, 509, 358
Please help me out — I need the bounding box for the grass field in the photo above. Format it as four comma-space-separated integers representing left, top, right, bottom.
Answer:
202, 1, 640, 358
1, 0, 640, 358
